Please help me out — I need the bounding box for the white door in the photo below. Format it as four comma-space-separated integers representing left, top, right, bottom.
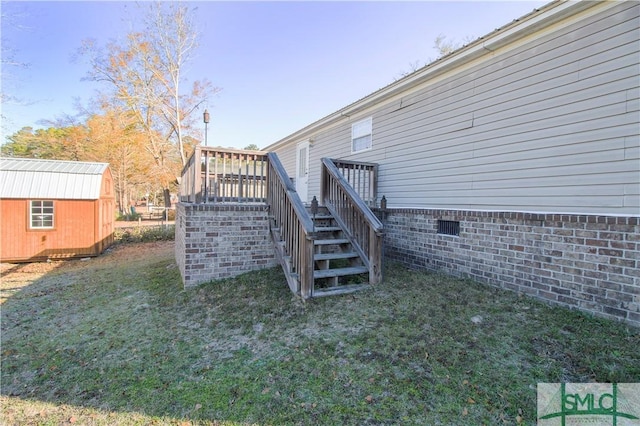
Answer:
296, 140, 310, 203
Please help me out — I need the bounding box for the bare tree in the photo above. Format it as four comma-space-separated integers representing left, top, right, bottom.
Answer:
140, 2, 219, 166
433, 33, 476, 58
77, 2, 218, 206
395, 34, 476, 81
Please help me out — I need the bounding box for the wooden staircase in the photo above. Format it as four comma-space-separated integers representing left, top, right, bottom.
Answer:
266, 152, 383, 299
269, 206, 371, 298
309, 207, 370, 297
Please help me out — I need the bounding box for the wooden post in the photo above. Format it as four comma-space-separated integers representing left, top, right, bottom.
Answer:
204, 150, 209, 203
372, 163, 379, 207
300, 233, 315, 299
193, 147, 202, 203
368, 227, 383, 285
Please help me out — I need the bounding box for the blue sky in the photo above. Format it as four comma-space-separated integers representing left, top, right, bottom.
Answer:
1, 1, 547, 149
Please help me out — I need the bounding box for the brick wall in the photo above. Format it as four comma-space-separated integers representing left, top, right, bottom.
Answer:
175, 203, 277, 288
380, 209, 640, 327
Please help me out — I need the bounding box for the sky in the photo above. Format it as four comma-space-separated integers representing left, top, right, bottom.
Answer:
1, 1, 548, 150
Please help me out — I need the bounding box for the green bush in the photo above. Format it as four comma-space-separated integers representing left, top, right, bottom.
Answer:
116, 212, 142, 221
113, 225, 175, 243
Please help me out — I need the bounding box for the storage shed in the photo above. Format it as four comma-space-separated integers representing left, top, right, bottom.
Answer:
0, 157, 115, 262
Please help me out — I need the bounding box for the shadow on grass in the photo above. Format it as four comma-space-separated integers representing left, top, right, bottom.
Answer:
1, 241, 639, 425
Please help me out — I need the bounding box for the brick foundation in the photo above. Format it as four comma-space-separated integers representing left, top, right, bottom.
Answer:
175, 203, 278, 288
380, 209, 640, 327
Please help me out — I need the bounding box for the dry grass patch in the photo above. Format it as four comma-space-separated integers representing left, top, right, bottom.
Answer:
2, 241, 638, 425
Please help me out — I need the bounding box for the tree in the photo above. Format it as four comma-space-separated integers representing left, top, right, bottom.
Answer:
433, 34, 476, 58
1, 125, 88, 160
1, 127, 42, 158
85, 109, 151, 214
244, 144, 260, 151
395, 34, 476, 81
78, 2, 218, 206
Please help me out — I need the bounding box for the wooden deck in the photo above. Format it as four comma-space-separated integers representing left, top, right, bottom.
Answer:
179, 147, 383, 298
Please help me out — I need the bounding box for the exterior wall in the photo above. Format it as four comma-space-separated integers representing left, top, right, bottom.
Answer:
381, 209, 640, 327
0, 198, 106, 262
175, 203, 278, 288
273, 1, 639, 215
97, 168, 116, 253
267, 1, 640, 325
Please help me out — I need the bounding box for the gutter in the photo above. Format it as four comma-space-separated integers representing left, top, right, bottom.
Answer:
264, 0, 600, 152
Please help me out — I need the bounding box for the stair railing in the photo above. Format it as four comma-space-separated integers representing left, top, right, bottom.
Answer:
330, 159, 379, 207
266, 153, 316, 298
321, 158, 383, 285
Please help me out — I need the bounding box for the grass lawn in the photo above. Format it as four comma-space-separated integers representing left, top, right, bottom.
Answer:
1, 241, 638, 425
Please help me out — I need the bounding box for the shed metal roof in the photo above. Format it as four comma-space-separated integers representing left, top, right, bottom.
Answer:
0, 157, 109, 200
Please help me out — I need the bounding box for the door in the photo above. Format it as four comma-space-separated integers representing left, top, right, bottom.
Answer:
296, 140, 310, 203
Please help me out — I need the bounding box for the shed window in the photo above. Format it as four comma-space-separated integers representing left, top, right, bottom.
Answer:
30, 200, 54, 229
352, 117, 372, 153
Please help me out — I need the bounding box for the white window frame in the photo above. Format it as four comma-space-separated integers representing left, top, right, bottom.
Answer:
30, 200, 54, 229
351, 117, 373, 153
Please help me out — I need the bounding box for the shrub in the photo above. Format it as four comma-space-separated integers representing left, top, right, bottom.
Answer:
116, 212, 142, 221
113, 225, 175, 244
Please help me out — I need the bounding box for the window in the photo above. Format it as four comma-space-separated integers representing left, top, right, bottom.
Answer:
352, 117, 373, 153
30, 200, 54, 229
437, 220, 460, 236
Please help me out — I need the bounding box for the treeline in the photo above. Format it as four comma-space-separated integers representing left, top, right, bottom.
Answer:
2, 109, 198, 214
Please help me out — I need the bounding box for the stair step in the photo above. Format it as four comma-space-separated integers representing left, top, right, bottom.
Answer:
311, 214, 334, 220
314, 252, 359, 261
314, 226, 342, 232
314, 266, 368, 279
314, 238, 350, 246
313, 284, 370, 297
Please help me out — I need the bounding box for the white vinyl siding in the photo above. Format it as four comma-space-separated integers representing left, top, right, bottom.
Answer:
374, 2, 639, 214
273, 145, 297, 184
351, 117, 373, 153
272, 2, 639, 215
30, 200, 54, 229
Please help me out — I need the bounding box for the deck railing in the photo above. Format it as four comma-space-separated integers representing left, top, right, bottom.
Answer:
266, 152, 316, 298
331, 159, 379, 207
321, 158, 383, 284
179, 147, 268, 203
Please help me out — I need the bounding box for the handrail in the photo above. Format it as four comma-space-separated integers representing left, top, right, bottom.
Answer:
330, 159, 379, 207
266, 152, 315, 298
321, 157, 383, 285
179, 147, 268, 203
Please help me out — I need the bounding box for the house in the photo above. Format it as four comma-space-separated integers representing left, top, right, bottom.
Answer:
0, 157, 115, 262
176, 1, 639, 326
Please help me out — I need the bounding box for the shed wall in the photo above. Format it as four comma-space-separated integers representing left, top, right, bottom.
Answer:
274, 2, 640, 215
98, 168, 115, 251
0, 199, 108, 262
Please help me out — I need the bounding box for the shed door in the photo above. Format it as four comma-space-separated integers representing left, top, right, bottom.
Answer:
296, 140, 309, 203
